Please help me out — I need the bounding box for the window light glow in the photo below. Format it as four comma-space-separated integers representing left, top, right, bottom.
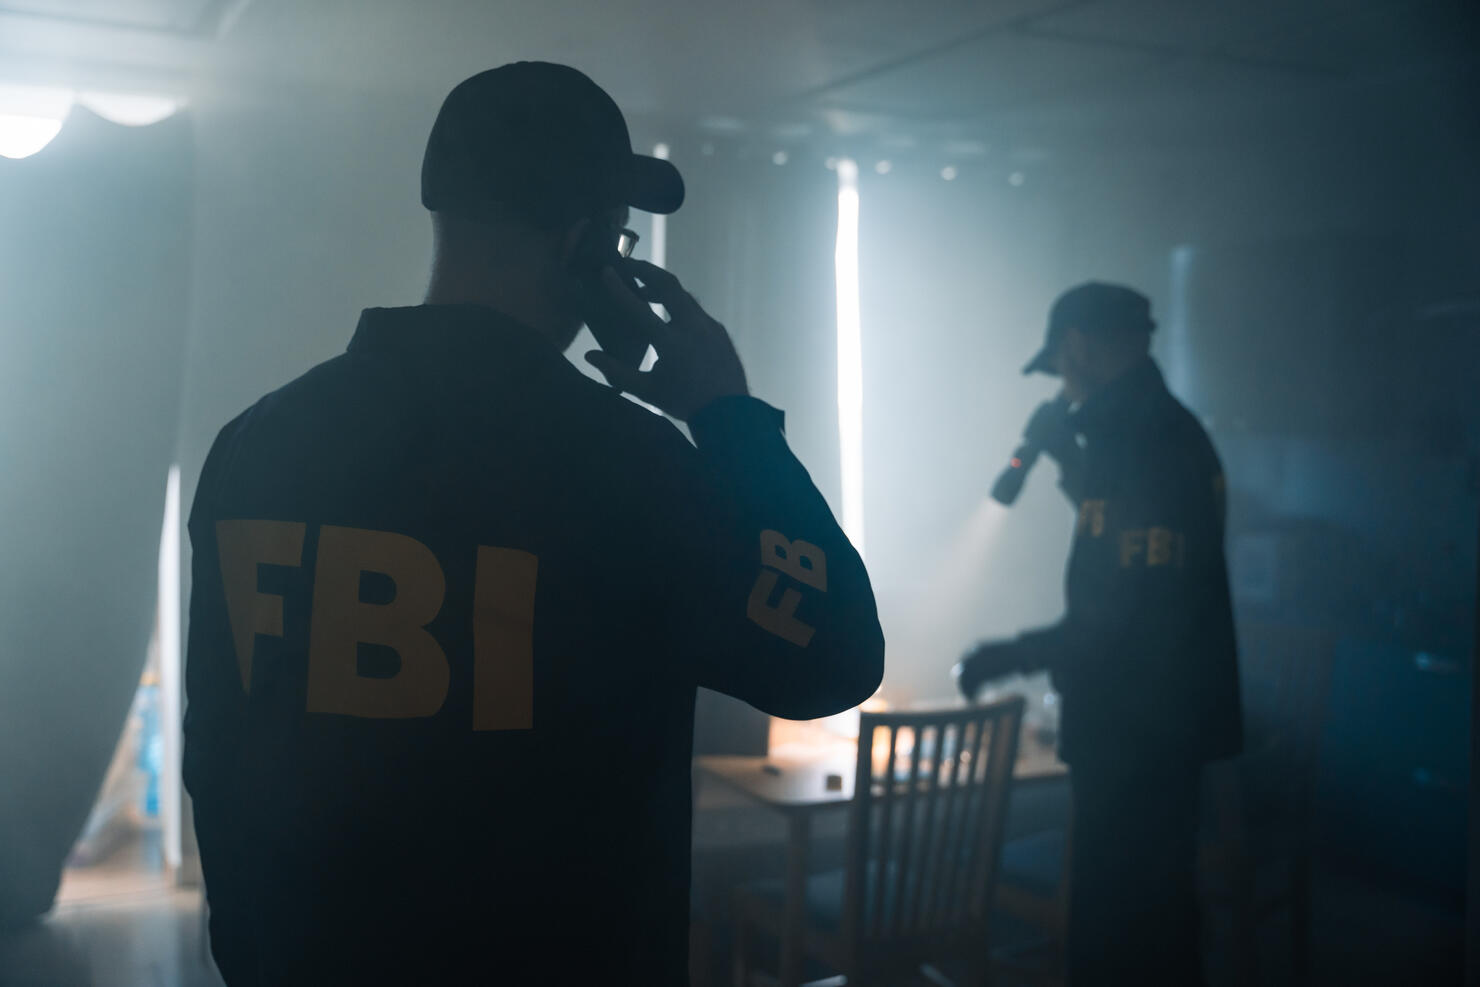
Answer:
834, 158, 865, 557
649, 143, 670, 270
629, 142, 669, 416
157, 465, 183, 870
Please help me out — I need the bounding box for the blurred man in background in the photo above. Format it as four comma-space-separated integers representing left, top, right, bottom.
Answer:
183, 62, 883, 985
955, 283, 1241, 985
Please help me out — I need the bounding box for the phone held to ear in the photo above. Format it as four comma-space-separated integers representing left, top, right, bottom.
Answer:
576, 226, 649, 372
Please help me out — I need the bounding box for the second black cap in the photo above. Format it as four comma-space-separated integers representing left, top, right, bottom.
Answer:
1023, 282, 1156, 376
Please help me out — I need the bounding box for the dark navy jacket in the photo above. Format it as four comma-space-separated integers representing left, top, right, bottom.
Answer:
182, 305, 884, 985
1020, 359, 1242, 770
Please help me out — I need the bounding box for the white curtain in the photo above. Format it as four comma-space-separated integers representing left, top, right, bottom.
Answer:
0, 106, 191, 923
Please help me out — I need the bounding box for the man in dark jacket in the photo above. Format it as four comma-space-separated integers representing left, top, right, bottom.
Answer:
183, 62, 884, 986
955, 283, 1240, 985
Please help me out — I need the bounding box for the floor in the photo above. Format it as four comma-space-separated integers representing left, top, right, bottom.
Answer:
1, 818, 1465, 987
0, 831, 224, 987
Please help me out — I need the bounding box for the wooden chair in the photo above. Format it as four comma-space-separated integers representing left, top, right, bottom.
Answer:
734, 698, 1025, 986
1201, 623, 1335, 986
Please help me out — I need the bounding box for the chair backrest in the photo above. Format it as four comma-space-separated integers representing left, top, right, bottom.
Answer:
840, 697, 1025, 956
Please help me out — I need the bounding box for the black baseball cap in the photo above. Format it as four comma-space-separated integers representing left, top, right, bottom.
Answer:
422, 62, 685, 225
1023, 281, 1156, 375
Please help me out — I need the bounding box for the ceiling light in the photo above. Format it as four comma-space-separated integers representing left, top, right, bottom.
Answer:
0, 83, 185, 158
874, 160, 892, 175
77, 92, 182, 127
772, 150, 788, 166
941, 165, 958, 181
0, 84, 73, 159
0, 114, 65, 159
1009, 171, 1026, 187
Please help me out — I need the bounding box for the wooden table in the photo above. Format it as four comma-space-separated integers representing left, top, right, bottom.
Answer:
696, 737, 1066, 986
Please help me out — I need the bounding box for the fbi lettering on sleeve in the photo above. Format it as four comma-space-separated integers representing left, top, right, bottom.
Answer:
745, 530, 828, 647
1078, 500, 1107, 537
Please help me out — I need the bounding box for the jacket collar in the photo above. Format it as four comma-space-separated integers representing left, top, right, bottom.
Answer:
347, 304, 570, 372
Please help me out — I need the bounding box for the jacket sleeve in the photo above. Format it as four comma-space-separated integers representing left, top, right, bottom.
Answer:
1015, 446, 1226, 682
648, 396, 884, 720
181, 427, 257, 982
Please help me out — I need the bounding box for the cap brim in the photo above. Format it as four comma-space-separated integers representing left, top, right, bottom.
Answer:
626, 155, 685, 214
1023, 346, 1059, 376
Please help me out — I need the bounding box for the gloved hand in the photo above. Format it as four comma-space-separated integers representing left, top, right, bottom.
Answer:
1022, 396, 1077, 464
953, 639, 1024, 702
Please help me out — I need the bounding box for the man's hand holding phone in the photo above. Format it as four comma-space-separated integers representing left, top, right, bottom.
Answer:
583, 259, 749, 422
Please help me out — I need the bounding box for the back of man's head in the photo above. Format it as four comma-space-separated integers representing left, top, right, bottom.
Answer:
422, 63, 682, 233
419, 63, 685, 336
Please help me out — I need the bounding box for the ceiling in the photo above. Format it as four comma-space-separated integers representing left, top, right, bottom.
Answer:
0, 0, 1473, 150
0, 0, 240, 35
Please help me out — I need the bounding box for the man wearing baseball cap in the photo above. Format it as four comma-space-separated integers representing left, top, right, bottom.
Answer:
955, 282, 1241, 984
184, 62, 883, 985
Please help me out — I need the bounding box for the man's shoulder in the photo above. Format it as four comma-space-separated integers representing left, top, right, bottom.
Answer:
1141, 389, 1218, 461
1135, 394, 1226, 519
195, 347, 384, 500
203, 353, 359, 456
1102, 391, 1220, 508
